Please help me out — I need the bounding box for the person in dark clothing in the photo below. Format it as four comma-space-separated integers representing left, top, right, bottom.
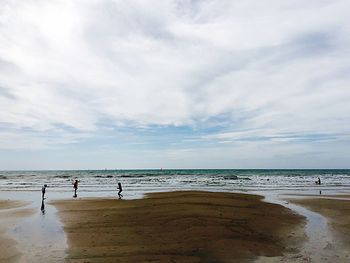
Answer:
73, 180, 79, 198
41, 184, 47, 200
315, 177, 321, 185
117, 182, 123, 199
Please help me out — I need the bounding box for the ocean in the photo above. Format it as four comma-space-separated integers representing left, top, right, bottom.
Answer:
1, 169, 349, 199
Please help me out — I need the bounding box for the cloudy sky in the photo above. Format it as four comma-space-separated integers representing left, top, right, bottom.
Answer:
1, 0, 350, 169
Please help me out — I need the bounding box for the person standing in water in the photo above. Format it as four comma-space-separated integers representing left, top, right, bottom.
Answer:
73, 180, 79, 198
315, 177, 321, 185
117, 182, 123, 199
41, 184, 47, 200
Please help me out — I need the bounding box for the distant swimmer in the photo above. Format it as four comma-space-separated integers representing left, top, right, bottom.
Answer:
315, 177, 321, 185
73, 179, 79, 198
42, 184, 48, 199
117, 182, 123, 199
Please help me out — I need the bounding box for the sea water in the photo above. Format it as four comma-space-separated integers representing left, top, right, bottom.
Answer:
0, 169, 349, 198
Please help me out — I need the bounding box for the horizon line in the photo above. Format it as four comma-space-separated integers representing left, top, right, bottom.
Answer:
1, 168, 350, 172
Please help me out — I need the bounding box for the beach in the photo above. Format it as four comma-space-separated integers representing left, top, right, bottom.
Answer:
52, 191, 304, 263
1, 190, 350, 262
0, 169, 350, 262
291, 196, 350, 247
1, 0, 349, 261
0, 200, 34, 263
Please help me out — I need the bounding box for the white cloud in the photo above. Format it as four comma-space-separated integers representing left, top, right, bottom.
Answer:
0, 0, 349, 167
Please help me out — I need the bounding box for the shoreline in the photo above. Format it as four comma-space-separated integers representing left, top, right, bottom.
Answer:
0, 200, 34, 263
291, 197, 350, 257
0, 197, 67, 263
1, 190, 350, 262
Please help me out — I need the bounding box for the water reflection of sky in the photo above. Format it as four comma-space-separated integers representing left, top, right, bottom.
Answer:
1, 192, 67, 263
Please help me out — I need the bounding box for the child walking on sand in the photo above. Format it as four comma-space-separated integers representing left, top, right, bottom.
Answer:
117, 182, 123, 199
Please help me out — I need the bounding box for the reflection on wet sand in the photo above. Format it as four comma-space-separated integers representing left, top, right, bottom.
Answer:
41, 199, 45, 215
1, 193, 68, 263
0, 200, 33, 262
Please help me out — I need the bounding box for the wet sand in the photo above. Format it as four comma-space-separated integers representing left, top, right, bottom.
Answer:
0, 200, 34, 263
292, 197, 350, 246
53, 191, 305, 263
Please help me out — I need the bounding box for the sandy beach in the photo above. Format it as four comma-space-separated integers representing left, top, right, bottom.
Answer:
0, 200, 33, 263
2, 191, 350, 262
52, 191, 304, 263
292, 197, 350, 246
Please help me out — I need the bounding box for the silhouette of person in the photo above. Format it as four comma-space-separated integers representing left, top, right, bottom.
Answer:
315, 177, 321, 185
42, 184, 47, 200
73, 180, 79, 198
117, 182, 123, 199
41, 199, 45, 215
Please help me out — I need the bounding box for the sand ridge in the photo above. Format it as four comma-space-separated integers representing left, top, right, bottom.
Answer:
53, 191, 305, 263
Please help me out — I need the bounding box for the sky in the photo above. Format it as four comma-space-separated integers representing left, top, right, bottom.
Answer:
0, 0, 350, 170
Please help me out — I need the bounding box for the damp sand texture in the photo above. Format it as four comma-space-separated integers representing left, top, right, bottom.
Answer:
53, 191, 304, 263
0, 200, 34, 263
